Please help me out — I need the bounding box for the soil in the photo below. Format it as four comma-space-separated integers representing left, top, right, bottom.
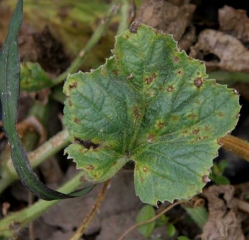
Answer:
1, 0, 249, 239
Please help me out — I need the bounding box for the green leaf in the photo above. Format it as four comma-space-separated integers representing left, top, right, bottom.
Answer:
136, 205, 156, 238
155, 214, 169, 228
167, 223, 176, 237
0, 0, 94, 200
209, 160, 230, 185
63, 23, 240, 205
184, 206, 208, 229
177, 236, 190, 240
21, 62, 54, 91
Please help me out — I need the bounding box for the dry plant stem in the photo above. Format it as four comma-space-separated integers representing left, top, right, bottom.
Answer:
0, 129, 70, 193
220, 135, 249, 161
235, 198, 249, 214
118, 200, 184, 240
53, 0, 122, 85
70, 180, 111, 240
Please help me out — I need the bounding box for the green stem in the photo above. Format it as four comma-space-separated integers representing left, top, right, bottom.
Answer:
117, 0, 130, 35
0, 129, 70, 194
53, 0, 122, 86
0, 171, 85, 238
208, 71, 249, 85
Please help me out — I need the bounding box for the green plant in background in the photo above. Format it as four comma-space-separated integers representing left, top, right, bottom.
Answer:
177, 236, 191, 240
135, 205, 191, 240
20, 62, 54, 91
136, 205, 156, 238
209, 160, 230, 185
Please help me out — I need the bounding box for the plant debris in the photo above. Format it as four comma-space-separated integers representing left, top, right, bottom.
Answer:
202, 185, 245, 240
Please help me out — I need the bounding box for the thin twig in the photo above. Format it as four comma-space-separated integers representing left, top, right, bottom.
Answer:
220, 135, 249, 161
118, 200, 184, 240
70, 180, 111, 240
53, 0, 122, 86
235, 198, 249, 214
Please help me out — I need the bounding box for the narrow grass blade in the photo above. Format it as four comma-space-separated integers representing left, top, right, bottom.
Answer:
0, 0, 94, 200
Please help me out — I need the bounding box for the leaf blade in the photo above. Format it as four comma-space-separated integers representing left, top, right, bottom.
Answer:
64, 23, 240, 204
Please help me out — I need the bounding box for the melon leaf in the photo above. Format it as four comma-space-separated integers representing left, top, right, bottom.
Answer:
63, 23, 240, 205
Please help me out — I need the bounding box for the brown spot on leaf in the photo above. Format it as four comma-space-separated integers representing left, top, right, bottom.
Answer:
129, 22, 141, 33
188, 114, 197, 119
145, 73, 156, 84
127, 73, 134, 79
74, 117, 80, 124
167, 86, 174, 92
86, 165, 94, 170
133, 107, 140, 119
68, 100, 72, 107
157, 122, 164, 128
112, 69, 118, 75
174, 56, 179, 62
143, 167, 148, 172
69, 82, 77, 90
177, 70, 183, 75
155, 29, 163, 34
202, 175, 211, 183
125, 35, 129, 39
172, 115, 179, 121
194, 78, 203, 87
189, 185, 195, 190
147, 134, 154, 142
217, 112, 224, 117
205, 126, 210, 131
192, 129, 199, 134
233, 89, 239, 95
217, 138, 223, 146
74, 137, 85, 146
